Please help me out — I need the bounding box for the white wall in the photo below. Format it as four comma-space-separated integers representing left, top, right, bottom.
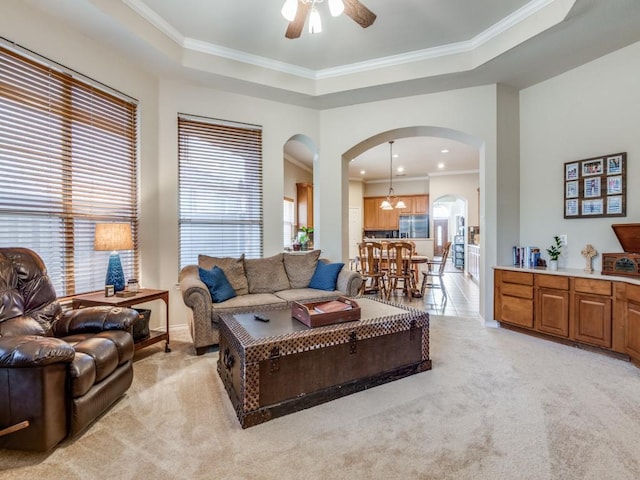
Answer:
283, 160, 312, 201
520, 40, 640, 270
364, 178, 429, 197
430, 173, 480, 228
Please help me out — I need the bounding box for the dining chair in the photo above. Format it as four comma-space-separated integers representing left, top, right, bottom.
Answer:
357, 241, 387, 298
384, 241, 415, 300
420, 241, 452, 298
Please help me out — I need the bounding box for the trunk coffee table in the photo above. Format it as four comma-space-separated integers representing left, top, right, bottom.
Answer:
217, 297, 431, 428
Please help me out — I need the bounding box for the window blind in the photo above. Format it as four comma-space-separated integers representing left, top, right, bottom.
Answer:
178, 115, 263, 268
0, 45, 139, 297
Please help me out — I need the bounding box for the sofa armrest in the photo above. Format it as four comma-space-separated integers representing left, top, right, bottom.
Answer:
336, 267, 363, 297
52, 306, 139, 337
0, 335, 75, 367
179, 265, 216, 348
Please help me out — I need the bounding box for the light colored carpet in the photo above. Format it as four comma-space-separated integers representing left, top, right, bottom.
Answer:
2, 316, 640, 479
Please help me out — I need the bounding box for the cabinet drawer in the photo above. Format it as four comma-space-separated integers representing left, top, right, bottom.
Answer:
536, 274, 569, 290
574, 278, 611, 296
501, 271, 534, 286
502, 283, 534, 299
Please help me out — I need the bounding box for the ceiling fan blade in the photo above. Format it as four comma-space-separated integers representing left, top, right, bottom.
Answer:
285, 1, 312, 39
343, 0, 377, 28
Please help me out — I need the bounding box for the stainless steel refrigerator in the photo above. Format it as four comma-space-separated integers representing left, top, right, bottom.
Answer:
399, 214, 429, 238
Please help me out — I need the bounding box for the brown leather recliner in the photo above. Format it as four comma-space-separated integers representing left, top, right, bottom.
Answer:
0, 247, 139, 452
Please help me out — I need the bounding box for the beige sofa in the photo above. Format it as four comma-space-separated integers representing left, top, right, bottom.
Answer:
179, 250, 363, 355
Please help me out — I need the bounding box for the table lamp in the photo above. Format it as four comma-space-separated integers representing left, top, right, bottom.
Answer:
94, 223, 133, 292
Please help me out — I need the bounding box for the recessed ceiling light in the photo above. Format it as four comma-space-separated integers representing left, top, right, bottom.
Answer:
360, 170, 366, 175
437, 162, 445, 169
397, 167, 404, 173
393, 154, 399, 158
441, 149, 449, 153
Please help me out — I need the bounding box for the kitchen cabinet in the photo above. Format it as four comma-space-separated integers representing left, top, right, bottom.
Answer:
535, 274, 570, 338
378, 204, 400, 230
363, 197, 380, 230
624, 284, 640, 365
296, 183, 313, 228
494, 270, 534, 329
409, 195, 428, 214
573, 278, 612, 348
363, 195, 428, 231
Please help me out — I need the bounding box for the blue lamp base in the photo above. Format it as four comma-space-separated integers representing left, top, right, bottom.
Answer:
105, 252, 126, 292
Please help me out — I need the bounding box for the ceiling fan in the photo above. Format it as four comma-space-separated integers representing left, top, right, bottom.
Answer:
282, 0, 377, 39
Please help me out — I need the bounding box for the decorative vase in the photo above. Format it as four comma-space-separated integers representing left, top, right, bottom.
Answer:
549, 260, 558, 271
106, 252, 126, 292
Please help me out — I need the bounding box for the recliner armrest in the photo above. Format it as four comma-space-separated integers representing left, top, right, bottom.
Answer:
0, 335, 75, 367
52, 306, 139, 337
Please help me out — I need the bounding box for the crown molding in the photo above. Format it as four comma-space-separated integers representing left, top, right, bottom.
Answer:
428, 169, 480, 177
124, 0, 562, 81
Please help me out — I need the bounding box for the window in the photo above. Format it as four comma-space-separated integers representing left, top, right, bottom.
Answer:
283, 197, 295, 249
178, 115, 263, 268
0, 44, 139, 297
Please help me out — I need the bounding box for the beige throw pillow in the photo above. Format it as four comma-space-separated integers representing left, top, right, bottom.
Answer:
283, 250, 321, 289
198, 254, 249, 296
244, 253, 290, 293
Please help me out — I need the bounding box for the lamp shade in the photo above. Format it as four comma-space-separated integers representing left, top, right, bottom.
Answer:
94, 223, 133, 251
94, 223, 133, 292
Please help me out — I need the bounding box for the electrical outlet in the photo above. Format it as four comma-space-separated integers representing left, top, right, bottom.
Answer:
559, 234, 567, 246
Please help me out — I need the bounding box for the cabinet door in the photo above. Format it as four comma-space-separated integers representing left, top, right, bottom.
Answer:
626, 301, 640, 363
574, 293, 612, 348
296, 183, 313, 228
412, 195, 428, 214
499, 295, 534, 328
536, 288, 569, 337
363, 198, 379, 230
378, 204, 399, 230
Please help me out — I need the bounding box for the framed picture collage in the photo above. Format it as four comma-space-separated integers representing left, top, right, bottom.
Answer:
564, 152, 626, 219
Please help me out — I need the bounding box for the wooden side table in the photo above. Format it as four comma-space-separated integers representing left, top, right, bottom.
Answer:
72, 288, 170, 352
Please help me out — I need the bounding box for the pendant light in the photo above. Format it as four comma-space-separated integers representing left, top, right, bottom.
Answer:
380, 141, 407, 210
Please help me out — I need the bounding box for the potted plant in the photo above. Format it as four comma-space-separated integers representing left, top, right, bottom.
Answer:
546, 235, 562, 270
298, 226, 314, 251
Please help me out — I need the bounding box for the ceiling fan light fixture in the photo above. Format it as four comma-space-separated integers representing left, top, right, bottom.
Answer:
328, 0, 345, 17
309, 5, 323, 34
281, 0, 298, 22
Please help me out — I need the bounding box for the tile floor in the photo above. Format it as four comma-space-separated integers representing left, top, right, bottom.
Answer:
362, 258, 480, 318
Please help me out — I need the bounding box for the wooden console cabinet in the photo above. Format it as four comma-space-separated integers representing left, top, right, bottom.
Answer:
494, 267, 640, 366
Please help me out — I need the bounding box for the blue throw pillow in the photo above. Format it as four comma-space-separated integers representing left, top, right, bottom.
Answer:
198, 266, 237, 303
308, 262, 345, 291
